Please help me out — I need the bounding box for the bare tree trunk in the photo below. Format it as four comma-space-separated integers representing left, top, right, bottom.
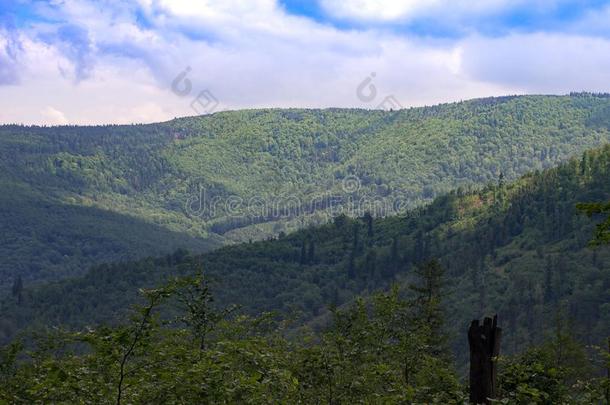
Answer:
115, 288, 167, 405
468, 315, 501, 404
116, 305, 154, 405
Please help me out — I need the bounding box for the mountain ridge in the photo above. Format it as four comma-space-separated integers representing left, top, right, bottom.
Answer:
1, 93, 610, 289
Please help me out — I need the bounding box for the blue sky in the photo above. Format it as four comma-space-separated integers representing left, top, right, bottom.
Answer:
1, 0, 610, 124
282, 0, 609, 36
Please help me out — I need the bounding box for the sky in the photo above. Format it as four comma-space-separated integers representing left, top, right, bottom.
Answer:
1, 0, 610, 125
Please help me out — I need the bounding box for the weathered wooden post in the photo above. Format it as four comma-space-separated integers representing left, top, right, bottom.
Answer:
468, 315, 501, 404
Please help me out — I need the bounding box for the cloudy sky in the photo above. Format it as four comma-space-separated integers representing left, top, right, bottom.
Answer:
1, 0, 610, 125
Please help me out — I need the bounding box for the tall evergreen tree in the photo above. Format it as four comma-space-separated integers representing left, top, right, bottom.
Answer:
543, 256, 554, 304
364, 212, 373, 239
11, 275, 23, 305
299, 240, 307, 265
347, 251, 356, 279
307, 241, 315, 264
352, 223, 360, 250
389, 237, 399, 277
365, 249, 377, 280
409, 259, 448, 355
413, 230, 425, 263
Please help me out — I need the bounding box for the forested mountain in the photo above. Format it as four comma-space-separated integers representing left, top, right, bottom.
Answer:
2, 144, 608, 363
2, 93, 610, 289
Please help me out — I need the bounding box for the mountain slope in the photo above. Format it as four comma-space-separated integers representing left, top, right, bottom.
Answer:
2, 144, 608, 355
2, 93, 610, 287
0, 180, 222, 285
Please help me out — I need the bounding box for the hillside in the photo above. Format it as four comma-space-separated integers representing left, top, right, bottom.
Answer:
2, 144, 608, 358
0, 180, 222, 284
2, 93, 610, 289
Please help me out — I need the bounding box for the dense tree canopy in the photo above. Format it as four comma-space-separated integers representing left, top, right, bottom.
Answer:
1, 96, 609, 402
1, 94, 610, 289
2, 144, 608, 364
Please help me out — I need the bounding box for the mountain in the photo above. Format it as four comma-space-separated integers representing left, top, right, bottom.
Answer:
2, 93, 610, 289
0, 181, 222, 285
2, 144, 608, 358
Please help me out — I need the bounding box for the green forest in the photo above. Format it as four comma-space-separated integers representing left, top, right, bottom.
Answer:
0, 95, 609, 403
2, 271, 607, 403
1, 141, 608, 403
1, 94, 610, 291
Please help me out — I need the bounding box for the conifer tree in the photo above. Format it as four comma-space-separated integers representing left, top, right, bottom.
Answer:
347, 251, 356, 279
11, 275, 23, 305
300, 240, 307, 264
409, 259, 448, 355
363, 212, 373, 239
307, 240, 315, 264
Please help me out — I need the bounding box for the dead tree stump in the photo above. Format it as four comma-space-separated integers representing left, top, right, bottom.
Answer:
468, 315, 501, 404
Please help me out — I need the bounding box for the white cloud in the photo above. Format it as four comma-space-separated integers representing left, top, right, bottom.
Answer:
319, 0, 527, 23
460, 33, 610, 93
41, 106, 69, 125
157, 0, 277, 19
568, 4, 610, 37
0, 0, 609, 125
320, 0, 437, 22
0, 29, 22, 85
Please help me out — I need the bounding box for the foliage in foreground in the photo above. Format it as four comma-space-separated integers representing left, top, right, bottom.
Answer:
1, 271, 607, 404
